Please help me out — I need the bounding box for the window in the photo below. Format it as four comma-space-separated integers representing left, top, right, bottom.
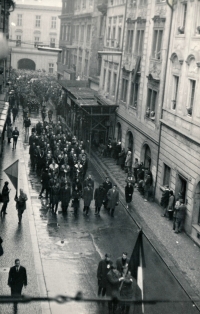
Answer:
35, 15, 41, 27
182, 3, 187, 31
76, 25, 79, 41
51, 17, 57, 29
81, 25, 85, 41
112, 72, 117, 96
187, 79, 196, 116
140, 0, 147, 5
172, 75, 179, 110
111, 26, 116, 47
16, 35, 21, 46
107, 71, 111, 93
102, 68, 106, 89
126, 30, 134, 53
118, 26, 121, 47
50, 38, 55, 48
65, 50, 69, 65
152, 29, 163, 59
82, 0, 86, 8
49, 63, 54, 73
84, 51, 89, 76
163, 164, 171, 187
99, 16, 104, 37
121, 78, 129, 102
146, 88, 157, 119
130, 81, 139, 108
34, 36, 40, 47
17, 14, 22, 26
135, 30, 144, 55
178, 3, 187, 34
86, 25, 91, 42
107, 26, 111, 42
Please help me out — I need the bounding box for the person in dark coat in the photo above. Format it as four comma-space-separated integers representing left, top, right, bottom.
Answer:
118, 148, 126, 170
120, 271, 136, 314
107, 185, 119, 217
116, 252, 130, 276
161, 186, 170, 217
82, 183, 93, 215
12, 127, 19, 150
125, 182, 134, 209
72, 185, 80, 215
0, 236, 3, 257
143, 174, 152, 202
106, 266, 124, 314
8, 259, 27, 296
1, 181, 10, 215
51, 183, 60, 214
60, 183, 71, 213
102, 177, 112, 209
7, 123, 13, 144
39, 168, 50, 199
83, 174, 94, 190
94, 184, 106, 215
14, 189, 28, 224
97, 253, 113, 296
174, 199, 187, 233
167, 190, 175, 220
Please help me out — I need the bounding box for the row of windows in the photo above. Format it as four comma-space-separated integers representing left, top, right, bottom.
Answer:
15, 35, 56, 48
109, 0, 165, 6
171, 75, 196, 117
16, 14, 57, 29
73, 24, 91, 43
74, 0, 93, 10
125, 24, 163, 60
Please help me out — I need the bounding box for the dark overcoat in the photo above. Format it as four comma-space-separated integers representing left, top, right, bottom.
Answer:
60, 186, 71, 205
106, 269, 121, 298
125, 185, 134, 203
97, 259, 113, 288
83, 187, 93, 206
8, 266, 27, 289
94, 187, 106, 207
107, 189, 119, 209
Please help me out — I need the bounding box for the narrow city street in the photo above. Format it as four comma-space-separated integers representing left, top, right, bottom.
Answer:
0, 107, 199, 314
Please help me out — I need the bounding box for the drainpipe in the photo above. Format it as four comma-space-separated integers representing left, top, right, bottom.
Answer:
154, 3, 174, 200
115, 0, 128, 103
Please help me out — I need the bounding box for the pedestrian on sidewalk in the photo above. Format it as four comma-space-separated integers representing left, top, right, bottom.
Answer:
1, 181, 10, 215
82, 183, 93, 215
102, 177, 112, 210
118, 148, 126, 170
167, 190, 175, 221
97, 253, 113, 297
125, 182, 134, 209
12, 127, 19, 150
107, 184, 119, 217
23, 116, 31, 143
94, 184, 106, 216
72, 185, 80, 216
7, 123, 13, 144
133, 158, 139, 186
173, 193, 182, 230
174, 199, 187, 234
12, 106, 18, 123
14, 189, 28, 224
125, 150, 132, 174
143, 174, 152, 202
160, 185, 170, 217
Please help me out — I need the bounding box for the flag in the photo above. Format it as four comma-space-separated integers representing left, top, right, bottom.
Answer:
4, 160, 19, 190
128, 229, 146, 313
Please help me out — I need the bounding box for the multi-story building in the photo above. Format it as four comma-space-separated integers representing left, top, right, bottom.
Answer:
57, 0, 104, 82
9, 0, 61, 73
156, 0, 200, 244
98, 0, 171, 190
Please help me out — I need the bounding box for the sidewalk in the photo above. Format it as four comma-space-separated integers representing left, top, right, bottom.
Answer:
91, 150, 200, 302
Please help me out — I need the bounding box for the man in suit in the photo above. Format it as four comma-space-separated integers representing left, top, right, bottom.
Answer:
107, 184, 119, 217
97, 253, 113, 297
8, 259, 27, 296
116, 252, 130, 276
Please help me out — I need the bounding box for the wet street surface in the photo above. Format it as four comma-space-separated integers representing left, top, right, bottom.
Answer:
0, 108, 199, 313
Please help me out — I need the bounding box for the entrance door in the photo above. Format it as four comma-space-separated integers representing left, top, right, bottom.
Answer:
144, 144, 151, 170
116, 122, 122, 142
126, 131, 133, 152
176, 174, 187, 202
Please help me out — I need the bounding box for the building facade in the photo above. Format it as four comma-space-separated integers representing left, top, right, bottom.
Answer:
9, 0, 61, 73
156, 0, 200, 244
57, 0, 104, 82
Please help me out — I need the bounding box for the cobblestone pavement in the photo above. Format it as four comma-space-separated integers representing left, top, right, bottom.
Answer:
91, 151, 200, 300
1, 105, 200, 314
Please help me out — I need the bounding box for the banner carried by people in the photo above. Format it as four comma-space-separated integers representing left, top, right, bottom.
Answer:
4, 160, 19, 190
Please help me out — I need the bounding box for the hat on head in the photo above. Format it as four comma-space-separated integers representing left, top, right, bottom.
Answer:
105, 253, 111, 258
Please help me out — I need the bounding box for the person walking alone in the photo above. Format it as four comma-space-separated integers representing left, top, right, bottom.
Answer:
1, 181, 10, 215
24, 116, 31, 143
12, 127, 19, 150
107, 184, 119, 217
7, 123, 13, 144
125, 182, 134, 209
14, 189, 28, 224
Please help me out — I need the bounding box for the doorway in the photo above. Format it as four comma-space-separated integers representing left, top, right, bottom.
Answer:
126, 131, 133, 152
176, 174, 187, 203
116, 122, 122, 142
143, 144, 151, 170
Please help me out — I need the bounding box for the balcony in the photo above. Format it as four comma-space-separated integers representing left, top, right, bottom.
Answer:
97, 0, 108, 15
